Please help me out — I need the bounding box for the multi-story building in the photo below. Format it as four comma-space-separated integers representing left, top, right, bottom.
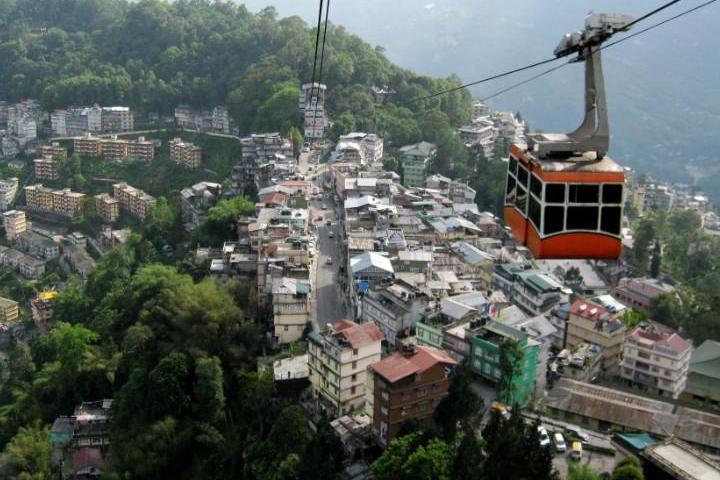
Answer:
565, 299, 626, 377
359, 280, 429, 347
234, 133, 293, 192
299, 82, 327, 138
621, 325, 691, 399
272, 277, 312, 344
94, 194, 120, 222
368, 345, 457, 446
18, 231, 60, 259
492, 264, 569, 316
0, 296, 20, 329
18, 254, 46, 279
99, 137, 128, 162
469, 319, 541, 406
336, 133, 384, 164
73, 134, 102, 157
127, 136, 155, 161
308, 320, 384, 417
51, 189, 85, 218
212, 106, 230, 134
400, 141, 436, 188
24, 184, 54, 211
112, 182, 155, 219
50, 110, 68, 136
41, 142, 67, 159
169, 137, 202, 168
101, 106, 133, 132
0, 177, 19, 211
613, 277, 676, 311
180, 181, 222, 231
34, 156, 59, 180
3, 209, 26, 241
31, 290, 58, 333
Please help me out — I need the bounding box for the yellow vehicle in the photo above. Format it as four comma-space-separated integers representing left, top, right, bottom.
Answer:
570, 441, 583, 461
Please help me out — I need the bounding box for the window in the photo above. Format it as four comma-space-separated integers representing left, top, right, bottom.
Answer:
283, 325, 289, 331
509, 156, 518, 176
515, 185, 527, 213
517, 165, 529, 187
381, 391, 389, 401
528, 197, 541, 229
530, 175, 542, 198
601, 206, 621, 235
417, 387, 427, 397
433, 383, 442, 392
381, 406, 388, 417
544, 206, 564, 235
401, 407, 409, 417
569, 184, 599, 203
401, 391, 411, 401
352, 374, 357, 381
603, 184, 623, 204
545, 184, 565, 203
417, 401, 429, 412
351, 386, 356, 394
567, 206, 598, 231
505, 176, 516, 203
352, 361, 357, 369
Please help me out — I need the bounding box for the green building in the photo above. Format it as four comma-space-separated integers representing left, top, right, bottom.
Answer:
400, 141, 436, 188
416, 320, 444, 349
470, 320, 540, 406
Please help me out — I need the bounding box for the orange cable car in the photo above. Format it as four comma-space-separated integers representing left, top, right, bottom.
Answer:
504, 13, 633, 260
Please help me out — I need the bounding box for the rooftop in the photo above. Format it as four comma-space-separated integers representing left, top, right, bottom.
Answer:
370, 346, 457, 383
630, 325, 691, 355
644, 440, 720, 480
689, 340, 720, 380
330, 320, 384, 349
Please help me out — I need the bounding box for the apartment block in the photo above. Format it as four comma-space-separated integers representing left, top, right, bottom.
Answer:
272, 277, 312, 344
180, 181, 222, 231
100, 137, 128, 162
94, 193, 120, 222
127, 136, 155, 161
169, 138, 202, 168
51, 189, 85, 218
73, 135, 102, 157
368, 346, 457, 446
101, 106, 134, 132
41, 142, 68, 159
613, 277, 676, 311
308, 320, 384, 417
359, 280, 429, 347
0, 296, 20, 329
18, 231, 60, 259
234, 133, 293, 192
621, 325, 691, 399
565, 299, 626, 377
112, 182, 155, 219
34, 156, 59, 180
73, 134, 154, 162
0, 177, 19, 211
3, 210, 27, 241
399, 141, 436, 188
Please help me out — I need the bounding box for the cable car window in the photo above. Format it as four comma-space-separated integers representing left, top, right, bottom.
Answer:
601, 206, 622, 235
529, 197, 541, 229
545, 184, 565, 203
515, 185, 527, 213
509, 157, 518, 176
567, 206, 599, 231
544, 206, 564, 235
530, 175, 542, 198
517, 165, 529, 187
602, 184, 623, 204
505, 176, 516, 203
569, 184, 599, 203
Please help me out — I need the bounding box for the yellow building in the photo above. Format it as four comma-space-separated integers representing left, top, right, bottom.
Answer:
40, 142, 68, 159
33, 156, 59, 180
566, 299, 627, 377
112, 182, 156, 219
0, 296, 20, 328
3, 209, 27, 242
94, 193, 120, 222
169, 137, 202, 169
73, 134, 102, 157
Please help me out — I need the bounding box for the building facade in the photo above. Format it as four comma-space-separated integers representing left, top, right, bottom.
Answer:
33, 156, 59, 180
0, 177, 19, 211
169, 137, 202, 168
112, 183, 156, 219
94, 194, 120, 222
0, 296, 20, 329
400, 141, 436, 188
308, 320, 383, 417
272, 277, 311, 344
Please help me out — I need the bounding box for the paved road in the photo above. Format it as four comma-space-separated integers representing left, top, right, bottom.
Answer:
297, 150, 348, 330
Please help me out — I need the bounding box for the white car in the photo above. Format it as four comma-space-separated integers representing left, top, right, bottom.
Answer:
538, 427, 551, 448
553, 432, 567, 453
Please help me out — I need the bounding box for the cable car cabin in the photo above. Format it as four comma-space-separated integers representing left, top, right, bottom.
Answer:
504, 143, 624, 259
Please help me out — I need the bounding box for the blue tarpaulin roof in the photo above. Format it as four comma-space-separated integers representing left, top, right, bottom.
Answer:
359, 281, 370, 294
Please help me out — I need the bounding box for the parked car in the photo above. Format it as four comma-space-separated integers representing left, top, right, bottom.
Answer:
321, 203, 328, 210
570, 441, 582, 461
538, 427, 551, 448
326, 220, 332, 226
328, 231, 334, 238
553, 433, 567, 453
326, 256, 333, 265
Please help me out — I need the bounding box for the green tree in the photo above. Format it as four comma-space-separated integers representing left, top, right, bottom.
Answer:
197, 196, 256, 246
611, 455, 644, 480
434, 362, 484, 440
0, 422, 51, 480
287, 126, 304, 158
498, 338, 524, 405
253, 84, 301, 134
650, 239, 662, 278
193, 356, 225, 424
569, 463, 602, 480
631, 220, 655, 274
142, 196, 176, 248
372, 434, 453, 480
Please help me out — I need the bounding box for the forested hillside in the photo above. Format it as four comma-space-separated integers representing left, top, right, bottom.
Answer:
0, 0, 471, 144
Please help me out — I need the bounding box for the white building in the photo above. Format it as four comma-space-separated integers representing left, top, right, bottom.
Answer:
3, 210, 26, 242
50, 110, 68, 136
271, 277, 312, 344
621, 325, 692, 399
0, 178, 19, 211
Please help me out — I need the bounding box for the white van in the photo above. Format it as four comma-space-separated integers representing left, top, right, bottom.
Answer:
553, 432, 567, 452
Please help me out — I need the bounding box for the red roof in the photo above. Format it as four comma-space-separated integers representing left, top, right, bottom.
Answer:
631, 326, 690, 354
570, 299, 608, 322
370, 346, 458, 383
73, 447, 104, 472
331, 320, 384, 348
259, 192, 287, 205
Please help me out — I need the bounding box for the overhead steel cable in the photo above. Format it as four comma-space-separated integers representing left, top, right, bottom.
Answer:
308, 0, 325, 93
310, 0, 331, 133
394, 0, 714, 107
476, 0, 718, 103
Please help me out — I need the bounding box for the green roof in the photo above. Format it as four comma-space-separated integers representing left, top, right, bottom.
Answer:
689, 340, 720, 380
615, 432, 656, 451
484, 320, 528, 342
517, 270, 562, 293
400, 141, 436, 158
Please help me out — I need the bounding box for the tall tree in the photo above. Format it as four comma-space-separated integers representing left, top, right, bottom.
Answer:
498, 338, 524, 405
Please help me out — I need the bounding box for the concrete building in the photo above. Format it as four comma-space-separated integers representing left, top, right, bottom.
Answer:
18, 231, 60, 259
51, 189, 85, 218
73, 134, 102, 157
18, 254, 46, 279
359, 280, 429, 347
0, 296, 20, 329
169, 137, 202, 168
41, 142, 67, 159
50, 110, 68, 136
613, 277, 676, 311
399, 141, 436, 188
682, 340, 720, 406
621, 325, 691, 399
368, 346, 457, 446
299, 82, 327, 138
112, 183, 155, 219
94, 194, 120, 222
0, 177, 19, 211
212, 106, 230, 134
3, 209, 27, 242
180, 181, 222, 231
493, 264, 569, 316
31, 290, 58, 333
308, 320, 384, 417
565, 299, 626, 377
101, 106, 133, 132
33, 156, 59, 180
272, 277, 312, 344
73, 134, 154, 162
235, 133, 293, 192
336, 133, 384, 164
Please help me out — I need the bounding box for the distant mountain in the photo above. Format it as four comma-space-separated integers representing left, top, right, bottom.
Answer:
241, 0, 720, 197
